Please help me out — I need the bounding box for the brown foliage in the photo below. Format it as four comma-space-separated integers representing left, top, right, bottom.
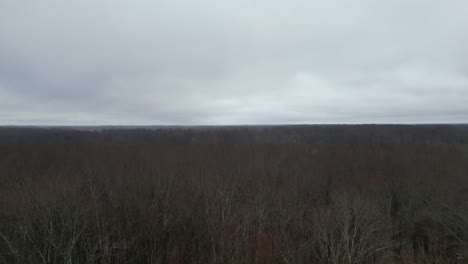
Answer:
0, 126, 467, 263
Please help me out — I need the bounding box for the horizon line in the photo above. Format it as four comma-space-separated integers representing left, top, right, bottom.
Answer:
1, 123, 468, 128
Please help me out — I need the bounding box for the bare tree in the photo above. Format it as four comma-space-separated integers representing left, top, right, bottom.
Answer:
312, 194, 391, 264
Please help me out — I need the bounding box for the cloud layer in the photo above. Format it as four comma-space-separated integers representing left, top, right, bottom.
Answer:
1, 0, 467, 125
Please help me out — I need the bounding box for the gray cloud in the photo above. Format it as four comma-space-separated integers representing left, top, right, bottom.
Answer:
1, 0, 467, 125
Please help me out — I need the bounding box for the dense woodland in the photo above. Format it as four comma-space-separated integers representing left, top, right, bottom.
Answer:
0, 125, 467, 264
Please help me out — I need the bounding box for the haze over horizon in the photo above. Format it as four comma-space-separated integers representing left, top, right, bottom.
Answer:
1, 0, 467, 125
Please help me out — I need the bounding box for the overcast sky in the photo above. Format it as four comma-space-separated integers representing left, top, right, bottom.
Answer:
1, 0, 467, 125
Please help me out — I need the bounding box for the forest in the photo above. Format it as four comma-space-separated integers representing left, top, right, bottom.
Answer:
0, 125, 467, 264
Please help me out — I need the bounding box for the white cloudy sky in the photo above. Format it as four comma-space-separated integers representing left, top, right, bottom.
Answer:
0, 0, 467, 125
